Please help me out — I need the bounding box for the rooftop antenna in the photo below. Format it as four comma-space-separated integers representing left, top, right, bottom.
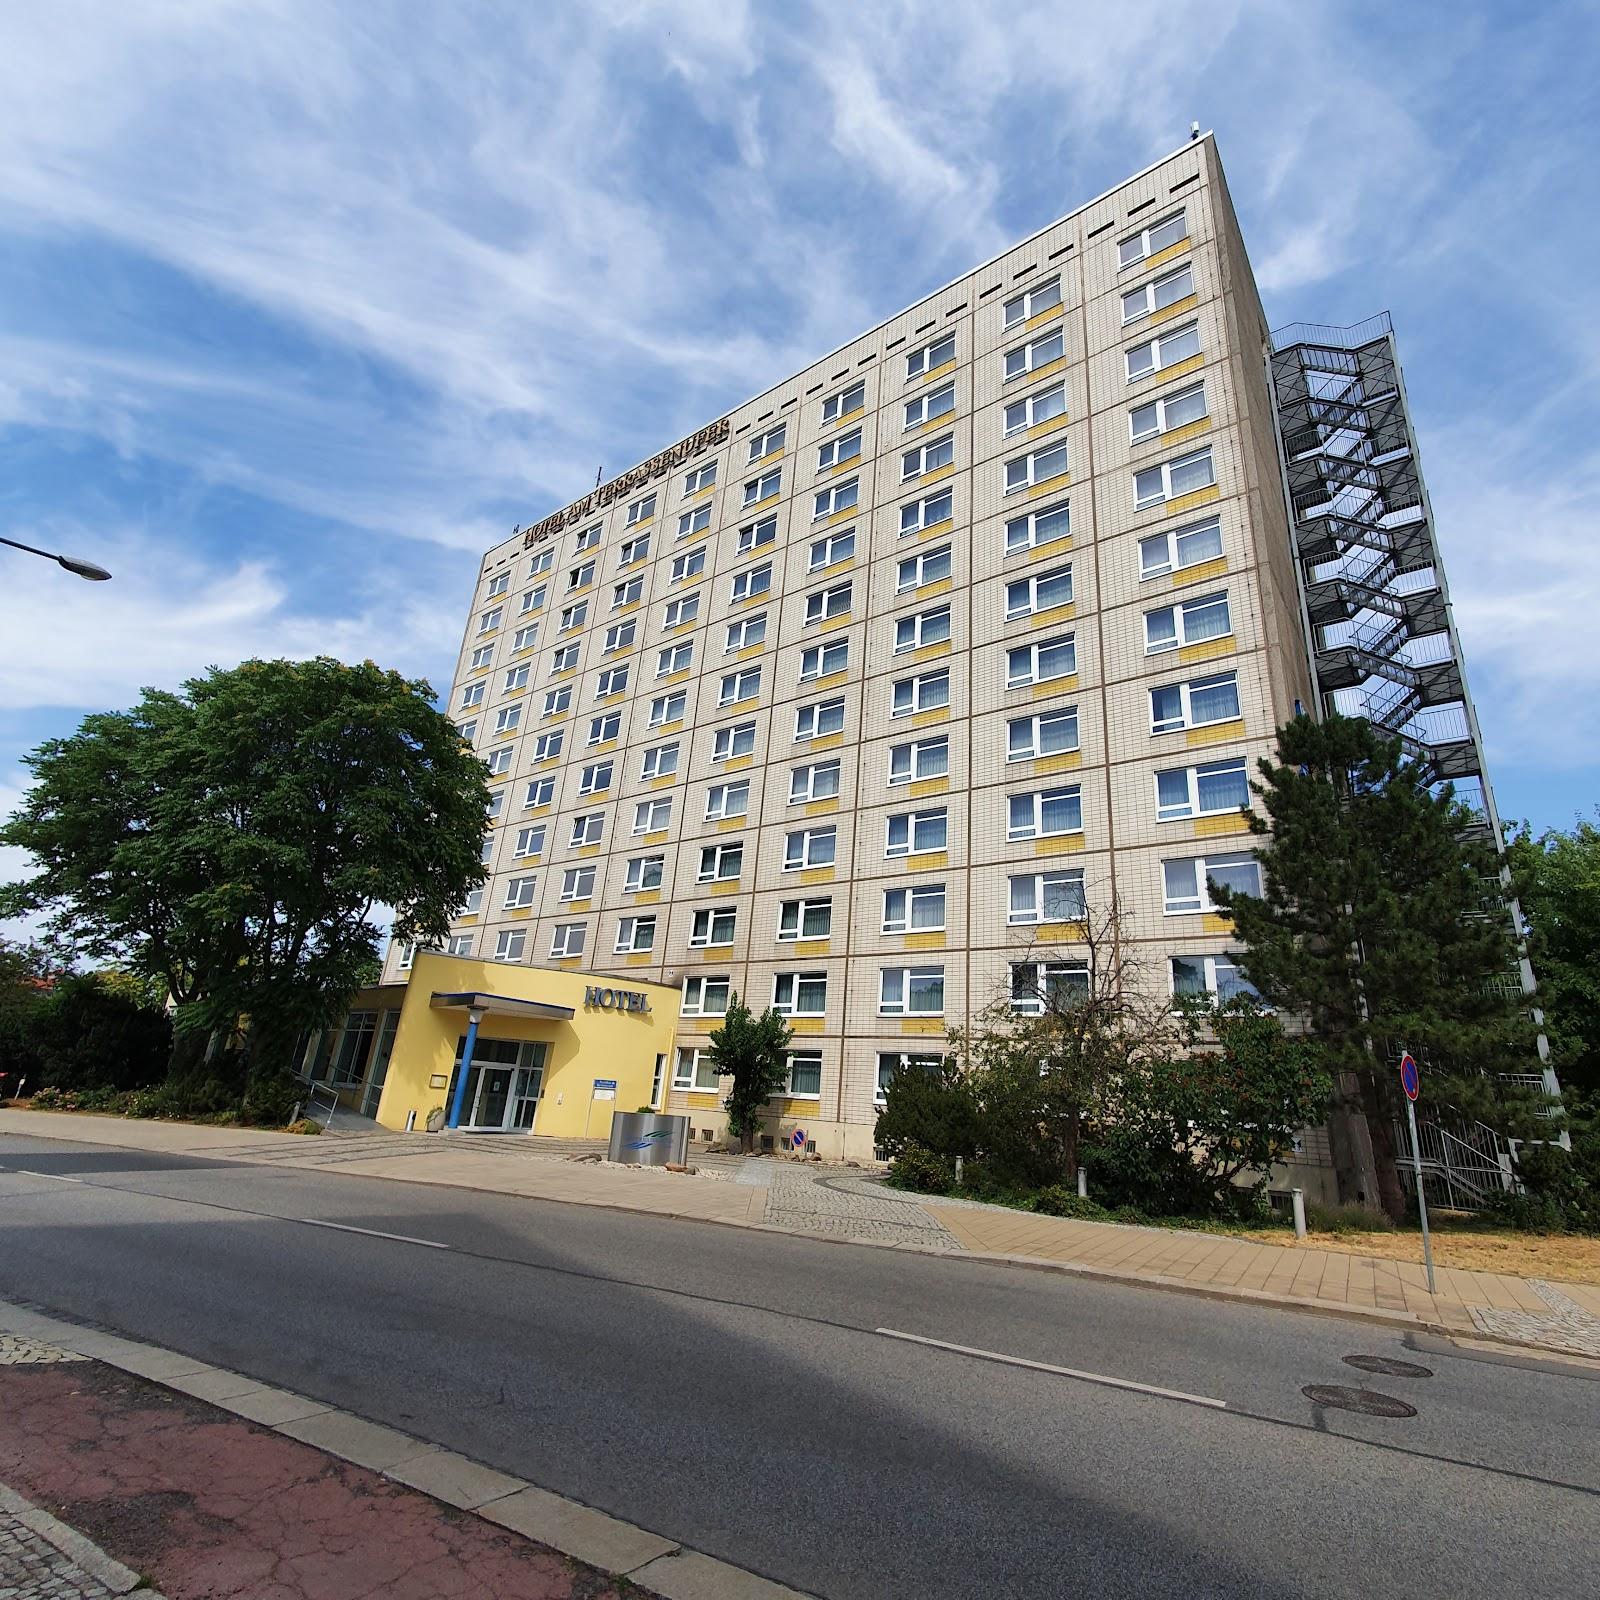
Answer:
1190, 121, 1201, 141
595, 465, 603, 487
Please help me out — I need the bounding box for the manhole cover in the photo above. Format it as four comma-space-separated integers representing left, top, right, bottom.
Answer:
1342, 1354, 1433, 1378
1302, 1384, 1417, 1418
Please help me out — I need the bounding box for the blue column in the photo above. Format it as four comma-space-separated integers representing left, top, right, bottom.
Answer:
446, 1011, 482, 1130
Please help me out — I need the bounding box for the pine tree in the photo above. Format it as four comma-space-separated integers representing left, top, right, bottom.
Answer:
1215, 714, 1532, 1218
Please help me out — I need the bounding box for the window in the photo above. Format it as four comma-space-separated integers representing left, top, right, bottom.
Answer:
1121, 262, 1195, 325
886, 807, 948, 857
822, 381, 865, 425
446, 933, 474, 957
1006, 707, 1079, 761
486, 572, 510, 597
503, 875, 539, 910
1140, 515, 1223, 579
624, 492, 655, 526
625, 854, 665, 893
520, 584, 547, 614
888, 736, 948, 785
512, 624, 539, 651
773, 971, 827, 1016
899, 488, 953, 535
527, 548, 554, 577
514, 825, 546, 858
573, 524, 602, 553
671, 547, 705, 583
784, 827, 836, 870
1008, 869, 1085, 924
1130, 380, 1208, 443
684, 461, 717, 495
577, 760, 613, 796
494, 928, 526, 963
485, 748, 512, 777
789, 759, 841, 804
640, 741, 679, 781
560, 865, 596, 901
1126, 319, 1201, 382
704, 781, 749, 822
730, 562, 772, 604
747, 423, 786, 462
1007, 784, 1083, 841
1171, 954, 1259, 1003
1003, 275, 1062, 329
501, 663, 530, 695
690, 905, 737, 947
619, 533, 651, 568
1163, 852, 1262, 914
897, 543, 951, 592
795, 696, 846, 741
778, 898, 832, 940
664, 593, 700, 629
1010, 961, 1090, 1015
1155, 758, 1249, 821
698, 841, 743, 882
648, 690, 687, 727
712, 720, 757, 762
589, 711, 622, 746
677, 504, 711, 541
493, 704, 522, 735
615, 915, 656, 953
783, 1051, 823, 1098
478, 838, 493, 864
813, 478, 859, 521
876, 1052, 943, 1105
737, 513, 778, 557
550, 645, 579, 677
596, 665, 630, 698
1003, 380, 1067, 437
799, 637, 849, 682
1145, 591, 1231, 654
681, 975, 731, 1017
612, 576, 645, 609
1005, 441, 1069, 494
1008, 565, 1073, 622
673, 1046, 720, 1091
1007, 634, 1076, 688
725, 614, 766, 652
559, 600, 588, 633
1004, 328, 1064, 382
817, 428, 861, 472
808, 529, 855, 571
541, 687, 571, 718
569, 813, 604, 848
903, 379, 956, 430
1135, 447, 1215, 511
742, 467, 782, 508
804, 581, 852, 625
633, 797, 673, 835
906, 333, 956, 379
460, 680, 487, 711
478, 607, 503, 635
470, 644, 494, 671
524, 776, 556, 809
657, 641, 693, 678
891, 668, 949, 718
458, 719, 478, 743
486, 790, 505, 820
550, 922, 587, 959
567, 561, 595, 592
532, 730, 564, 762
718, 666, 761, 706
880, 966, 944, 1016
882, 883, 945, 934
894, 602, 952, 655
1005, 500, 1070, 555
1119, 209, 1187, 269
901, 433, 954, 481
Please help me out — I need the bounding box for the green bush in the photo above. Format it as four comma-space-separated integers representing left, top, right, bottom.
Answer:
885, 1144, 954, 1194
286, 1118, 324, 1136
1029, 1186, 1109, 1220
874, 1058, 978, 1161
240, 1071, 301, 1128
1305, 1200, 1395, 1234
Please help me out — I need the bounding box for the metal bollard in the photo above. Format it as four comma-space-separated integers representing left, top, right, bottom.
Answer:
954, 1154, 964, 1187
1077, 1166, 1088, 1198
1291, 1187, 1307, 1239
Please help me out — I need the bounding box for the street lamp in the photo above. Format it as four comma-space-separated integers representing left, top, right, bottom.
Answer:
0, 535, 111, 582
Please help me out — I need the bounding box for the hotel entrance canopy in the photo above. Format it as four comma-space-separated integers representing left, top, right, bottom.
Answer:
429, 991, 576, 1023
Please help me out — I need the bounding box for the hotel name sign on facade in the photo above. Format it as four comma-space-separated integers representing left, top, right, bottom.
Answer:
517, 418, 732, 549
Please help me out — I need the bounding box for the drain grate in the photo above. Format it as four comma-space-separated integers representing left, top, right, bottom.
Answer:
1342, 1354, 1433, 1378
1302, 1384, 1417, 1418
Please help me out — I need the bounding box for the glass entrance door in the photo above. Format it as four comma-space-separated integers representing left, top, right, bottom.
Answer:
449, 1037, 548, 1132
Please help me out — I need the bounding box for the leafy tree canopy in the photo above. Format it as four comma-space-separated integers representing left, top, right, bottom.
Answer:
706, 991, 792, 1153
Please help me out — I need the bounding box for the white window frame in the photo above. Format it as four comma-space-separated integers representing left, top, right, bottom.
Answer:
905, 333, 956, 379
1010, 960, 1091, 1016
805, 581, 853, 626
615, 914, 656, 954
513, 825, 546, 858
890, 668, 950, 719
903, 379, 956, 431
1170, 953, 1258, 1004
1139, 515, 1223, 580
1003, 380, 1068, 438
1003, 328, 1064, 382
503, 875, 539, 910
612, 575, 645, 609
812, 478, 860, 521
1118, 209, 1188, 270
1130, 379, 1208, 444
492, 704, 522, 736
524, 776, 556, 809
901, 432, 954, 482
747, 423, 786, 463
777, 898, 833, 941
689, 905, 738, 948
703, 781, 750, 823
648, 690, 687, 728
527, 549, 554, 577
577, 760, 612, 796
550, 645, 579, 677
1134, 446, 1215, 512
724, 613, 766, 653
789, 759, 841, 804
888, 735, 948, 786
1004, 499, 1070, 555
560, 865, 596, 902
550, 922, 587, 959
485, 572, 510, 597
897, 543, 951, 593
640, 741, 679, 781
470, 644, 494, 670
782, 1051, 823, 1100
885, 807, 948, 858
698, 841, 743, 882
816, 428, 862, 473
558, 600, 588, 634
808, 529, 855, 572
772, 971, 827, 1018
794, 696, 846, 742
1144, 591, 1232, 654
1155, 757, 1250, 822
712, 720, 757, 763
1006, 784, 1083, 842
670, 548, 706, 583
633, 797, 673, 836
624, 493, 655, 527
541, 687, 571, 718
1004, 441, 1069, 494
657, 641, 694, 678
718, 666, 761, 707
1007, 634, 1076, 689
1005, 564, 1073, 620
894, 603, 952, 655
1126, 319, 1202, 383
1007, 869, 1086, 925
663, 593, 700, 629
485, 747, 512, 777
683, 461, 717, 496
494, 928, 526, 963
589, 712, 622, 746
625, 853, 665, 893
798, 637, 848, 682
677, 505, 711, 541
729, 562, 772, 604
899, 487, 953, 535
477, 608, 503, 636
879, 966, 945, 1017
822, 381, 865, 425
1162, 852, 1262, 916
680, 975, 731, 1018
1006, 707, 1079, 762
742, 467, 782, 508
783, 827, 837, 871
567, 561, 595, 592
595, 665, 630, 698
520, 584, 547, 615
1003, 275, 1062, 329
569, 812, 604, 848
672, 1046, 720, 1092
1121, 262, 1195, 326
881, 883, 945, 935
512, 624, 538, 651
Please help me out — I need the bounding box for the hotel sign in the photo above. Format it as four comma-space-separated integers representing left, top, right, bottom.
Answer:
518, 418, 731, 549
584, 985, 652, 1014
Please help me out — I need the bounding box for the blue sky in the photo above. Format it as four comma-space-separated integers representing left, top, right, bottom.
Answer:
2, 0, 1598, 922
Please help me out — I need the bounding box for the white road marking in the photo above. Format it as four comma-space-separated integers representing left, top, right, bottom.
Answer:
297, 1218, 450, 1250
12, 1170, 85, 1183
875, 1327, 1228, 1408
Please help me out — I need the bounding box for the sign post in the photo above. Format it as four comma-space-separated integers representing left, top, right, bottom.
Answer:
1398, 1049, 1435, 1293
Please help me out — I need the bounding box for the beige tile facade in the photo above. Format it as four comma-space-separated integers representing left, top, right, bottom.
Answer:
389, 136, 1315, 1161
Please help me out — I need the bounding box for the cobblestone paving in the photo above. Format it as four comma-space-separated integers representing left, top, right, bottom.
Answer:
760, 1164, 960, 1249
1468, 1278, 1600, 1358
0, 1508, 121, 1600
0, 1336, 86, 1368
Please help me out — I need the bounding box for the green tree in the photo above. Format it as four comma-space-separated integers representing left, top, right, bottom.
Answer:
1217, 714, 1533, 1219
874, 1056, 978, 1162
26, 971, 173, 1093
707, 991, 792, 1153
1, 657, 488, 1101
0, 939, 60, 1090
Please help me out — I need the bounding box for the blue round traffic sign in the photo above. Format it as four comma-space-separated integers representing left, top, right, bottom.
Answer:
1399, 1052, 1420, 1102
792, 1127, 807, 1149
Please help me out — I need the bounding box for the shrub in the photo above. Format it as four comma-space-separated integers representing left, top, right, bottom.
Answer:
286, 1118, 324, 1136
874, 1058, 979, 1161
1305, 1200, 1395, 1234
1029, 1187, 1109, 1221
886, 1144, 954, 1195
240, 1071, 301, 1128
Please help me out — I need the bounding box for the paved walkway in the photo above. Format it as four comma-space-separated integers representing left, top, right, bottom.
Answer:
6, 1108, 1599, 1359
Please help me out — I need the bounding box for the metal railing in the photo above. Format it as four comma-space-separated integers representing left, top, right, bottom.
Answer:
292, 1081, 340, 1130
1394, 1112, 1512, 1211
1270, 311, 1393, 353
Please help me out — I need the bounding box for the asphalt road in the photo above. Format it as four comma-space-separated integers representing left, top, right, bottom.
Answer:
1, 1129, 1595, 1599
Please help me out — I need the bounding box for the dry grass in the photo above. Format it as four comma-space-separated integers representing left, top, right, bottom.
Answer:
1241, 1220, 1600, 1285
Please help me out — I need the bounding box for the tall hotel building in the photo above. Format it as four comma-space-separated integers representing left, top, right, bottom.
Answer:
385, 134, 1505, 1167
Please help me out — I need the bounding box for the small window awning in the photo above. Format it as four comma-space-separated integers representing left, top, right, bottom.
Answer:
429, 990, 576, 1022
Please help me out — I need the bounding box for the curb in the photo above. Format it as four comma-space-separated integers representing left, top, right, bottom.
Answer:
0, 1298, 814, 1600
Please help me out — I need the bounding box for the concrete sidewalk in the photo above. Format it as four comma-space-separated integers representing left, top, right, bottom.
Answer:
6, 1107, 1599, 1360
